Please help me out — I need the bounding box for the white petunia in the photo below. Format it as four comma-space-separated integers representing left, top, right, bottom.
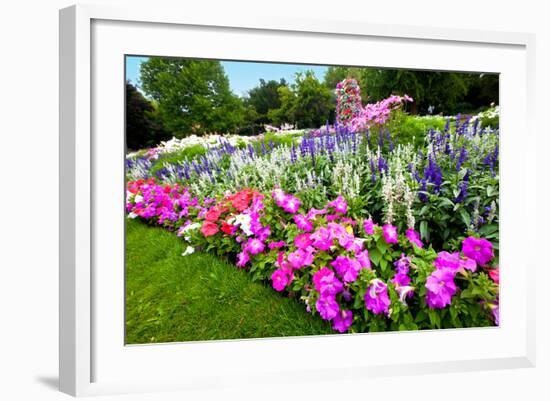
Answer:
181, 246, 195, 256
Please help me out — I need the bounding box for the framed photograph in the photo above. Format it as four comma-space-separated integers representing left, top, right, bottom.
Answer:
59, 3, 536, 397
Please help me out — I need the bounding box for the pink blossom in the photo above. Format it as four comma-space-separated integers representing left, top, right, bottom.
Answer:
356, 250, 371, 269
271, 268, 292, 292
363, 218, 376, 235
311, 227, 333, 251
268, 240, 286, 250
425, 269, 457, 309
489, 267, 499, 284
332, 310, 353, 333
272, 188, 287, 206
244, 238, 265, 255
364, 279, 391, 315
406, 228, 423, 248
434, 251, 461, 271
316, 295, 340, 320
306, 207, 327, 220
327, 195, 348, 214
331, 256, 362, 283
294, 233, 313, 249
293, 214, 313, 232
287, 248, 314, 269
382, 224, 399, 244
313, 267, 343, 296
281, 194, 301, 214
462, 237, 494, 266
236, 251, 249, 268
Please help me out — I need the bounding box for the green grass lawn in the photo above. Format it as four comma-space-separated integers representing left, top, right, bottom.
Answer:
125, 219, 332, 344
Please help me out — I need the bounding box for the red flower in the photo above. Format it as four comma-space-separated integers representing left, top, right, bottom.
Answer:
205, 207, 223, 222
221, 221, 235, 235
201, 221, 219, 237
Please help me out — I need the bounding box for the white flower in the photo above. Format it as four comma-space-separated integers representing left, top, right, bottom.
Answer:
234, 213, 253, 236
128, 212, 138, 219
182, 246, 195, 256
134, 194, 143, 204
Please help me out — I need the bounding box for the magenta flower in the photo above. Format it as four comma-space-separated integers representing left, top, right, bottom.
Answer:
459, 256, 477, 272
313, 267, 343, 296
271, 268, 292, 292
327, 195, 348, 214
394, 253, 411, 274
332, 310, 354, 333
306, 207, 327, 220
272, 188, 287, 207
365, 279, 391, 315
268, 240, 286, 250
316, 295, 340, 320
281, 194, 301, 214
356, 250, 371, 269
363, 218, 376, 235
244, 238, 265, 255
287, 248, 314, 269
330, 256, 361, 283
294, 233, 313, 249
391, 272, 411, 287
425, 269, 457, 309
462, 237, 494, 266
311, 227, 333, 251
382, 224, 399, 244
406, 228, 423, 248
293, 214, 313, 232
236, 251, 250, 268
434, 251, 461, 272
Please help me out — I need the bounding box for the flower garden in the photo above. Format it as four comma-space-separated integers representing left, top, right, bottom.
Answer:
126, 78, 499, 341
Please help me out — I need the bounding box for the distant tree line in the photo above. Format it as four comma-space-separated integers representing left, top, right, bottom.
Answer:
126, 57, 498, 149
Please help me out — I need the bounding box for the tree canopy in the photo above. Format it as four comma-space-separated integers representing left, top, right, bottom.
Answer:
140, 58, 245, 136
125, 82, 168, 150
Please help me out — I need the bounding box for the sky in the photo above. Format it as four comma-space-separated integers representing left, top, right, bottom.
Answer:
125, 56, 328, 97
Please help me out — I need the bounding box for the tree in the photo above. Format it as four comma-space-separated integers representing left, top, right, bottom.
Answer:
268, 71, 334, 128
140, 58, 245, 136
125, 82, 168, 150
245, 78, 287, 123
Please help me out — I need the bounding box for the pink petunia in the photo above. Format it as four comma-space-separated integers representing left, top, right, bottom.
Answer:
425, 269, 457, 309
236, 251, 250, 268
293, 214, 313, 232
382, 224, 399, 244
332, 310, 354, 333
294, 233, 313, 249
462, 237, 494, 266
364, 279, 391, 315
406, 228, 423, 248
271, 268, 292, 292
244, 238, 265, 255
363, 218, 377, 235
316, 295, 340, 320
327, 195, 348, 214
281, 195, 301, 214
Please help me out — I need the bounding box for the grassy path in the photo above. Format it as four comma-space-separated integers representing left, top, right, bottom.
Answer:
125, 219, 332, 344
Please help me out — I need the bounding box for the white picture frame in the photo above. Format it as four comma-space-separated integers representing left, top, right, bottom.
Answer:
59, 3, 536, 397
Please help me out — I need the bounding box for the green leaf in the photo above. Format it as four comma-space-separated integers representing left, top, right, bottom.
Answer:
459, 209, 471, 227
376, 236, 388, 255
420, 220, 428, 241
369, 248, 382, 266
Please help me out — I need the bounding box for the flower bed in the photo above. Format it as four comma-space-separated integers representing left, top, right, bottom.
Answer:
126, 180, 499, 333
